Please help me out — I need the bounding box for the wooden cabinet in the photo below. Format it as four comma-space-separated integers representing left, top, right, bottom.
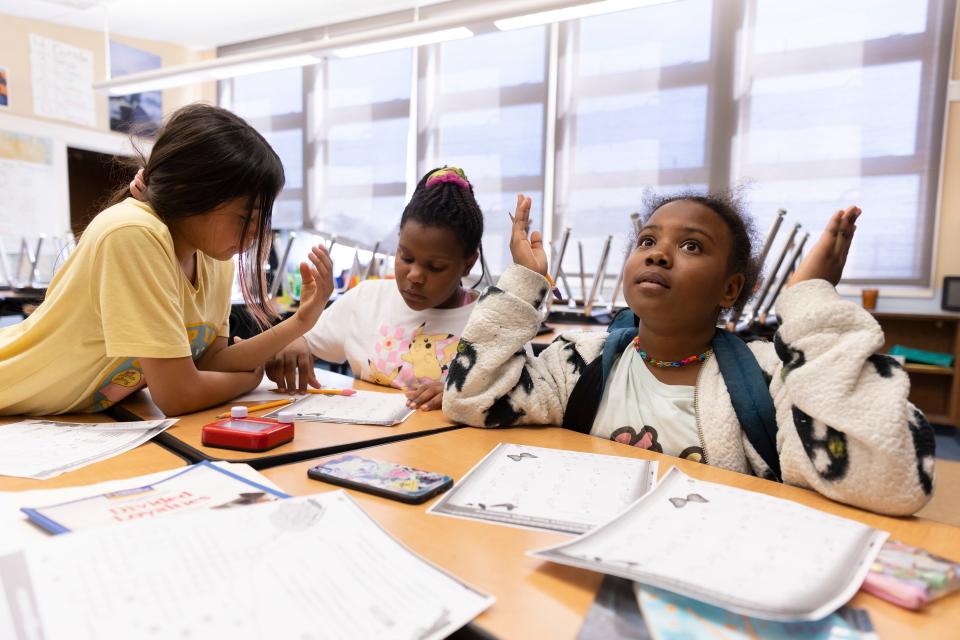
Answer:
874, 312, 960, 427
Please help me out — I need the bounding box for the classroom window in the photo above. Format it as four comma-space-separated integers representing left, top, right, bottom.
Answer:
734, 0, 952, 285
218, 0, 953, 286
554, 0, 715, 288
220, 67, 305, 229
309, 50, 412, 247
418, 27, 549, 274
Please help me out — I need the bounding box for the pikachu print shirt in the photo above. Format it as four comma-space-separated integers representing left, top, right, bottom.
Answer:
0, 199, 233, 415
303, 279, 476, 390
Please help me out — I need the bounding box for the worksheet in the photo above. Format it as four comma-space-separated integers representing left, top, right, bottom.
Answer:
266, 390, 413, 426
21, 461, 289, 535
429, 443, 658, 534
0, 492, 493, 640
0, 419, 176, 480
0, 462, 284, 553
531, 467, 888, 621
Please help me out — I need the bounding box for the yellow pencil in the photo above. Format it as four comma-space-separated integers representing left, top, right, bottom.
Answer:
217, 398, 293, 418
305, 388, 357, 396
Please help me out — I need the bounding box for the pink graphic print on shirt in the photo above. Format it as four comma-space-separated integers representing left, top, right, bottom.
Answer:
367, 322, 459, 389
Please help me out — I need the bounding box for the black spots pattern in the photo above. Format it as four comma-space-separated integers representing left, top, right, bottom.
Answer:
484, 393, 526, 427
867, 353, 904, 379
774, 333, 806, 380
532, 286, 549, 309
516, 365, 534, 394
908, 408, 935, 495
792, 406, 849, 481
445, 339, 477, 392
560, 340, 587, 376
478, 286, 504, 303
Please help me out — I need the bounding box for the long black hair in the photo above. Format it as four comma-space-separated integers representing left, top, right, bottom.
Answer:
108, 103, 284, 328
401, 166, 485, 285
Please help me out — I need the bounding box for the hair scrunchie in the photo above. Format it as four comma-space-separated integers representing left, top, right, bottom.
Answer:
129, 168, 147, 201
426, 166, 471, 190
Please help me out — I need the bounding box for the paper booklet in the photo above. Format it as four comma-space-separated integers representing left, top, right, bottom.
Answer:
429, 443, 658, 534
0, 419, 176, 480
0, 462, 285, 554
20, 461, 289, 535
0, 491, 494, 640
531, 467, 888, 622
637, 585, 878, 640
265, 389, 414, 426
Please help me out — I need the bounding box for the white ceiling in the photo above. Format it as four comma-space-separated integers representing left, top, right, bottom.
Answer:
0, 0, 450, 49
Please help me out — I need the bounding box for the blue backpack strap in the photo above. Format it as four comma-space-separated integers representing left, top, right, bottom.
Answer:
602, 328, 638, 388
562, 328, 636, 433
607, 308, 638, 332
711, 329, 782, 482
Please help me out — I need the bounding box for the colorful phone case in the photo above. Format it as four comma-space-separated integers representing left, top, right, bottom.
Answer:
307, 454, 453, 504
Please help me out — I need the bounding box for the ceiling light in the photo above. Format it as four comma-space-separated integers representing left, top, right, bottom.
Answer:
495, 0, 677, 31
332, 27, 473, 58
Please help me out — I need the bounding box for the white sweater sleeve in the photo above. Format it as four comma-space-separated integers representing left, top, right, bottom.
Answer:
442, 265, 606, 427
769, 279, 935, 515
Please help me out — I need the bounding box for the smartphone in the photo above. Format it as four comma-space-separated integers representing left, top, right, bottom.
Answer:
307, 454, 453, 504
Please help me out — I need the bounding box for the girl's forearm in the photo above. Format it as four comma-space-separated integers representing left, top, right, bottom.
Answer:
148, 368, 261, 416
205, 316, 309, 372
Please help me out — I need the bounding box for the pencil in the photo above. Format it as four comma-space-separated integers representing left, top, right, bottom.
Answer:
217, 398, 293, 418
306, 388, 357, 396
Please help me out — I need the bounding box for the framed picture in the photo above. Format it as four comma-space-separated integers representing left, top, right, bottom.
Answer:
0, 66, 9, 108
108, 42, 161, 136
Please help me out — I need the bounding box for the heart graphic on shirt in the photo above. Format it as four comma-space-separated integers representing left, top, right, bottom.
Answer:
610, 426, 663, 453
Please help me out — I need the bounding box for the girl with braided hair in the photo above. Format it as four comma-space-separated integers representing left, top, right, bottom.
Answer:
270, 167, 486, 412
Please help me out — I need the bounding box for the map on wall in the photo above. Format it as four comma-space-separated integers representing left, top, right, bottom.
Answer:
29, 34, 95, 127
0, 129, 58, 238
108, 41, 162, 137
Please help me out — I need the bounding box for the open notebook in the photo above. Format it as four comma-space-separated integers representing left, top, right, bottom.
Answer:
531, 467, 887, 622
265, 390, 413, 426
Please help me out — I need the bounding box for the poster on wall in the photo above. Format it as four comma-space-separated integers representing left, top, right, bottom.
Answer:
0, 66, 8, 108
29, 34, 95, 127
108, 41, 162, 137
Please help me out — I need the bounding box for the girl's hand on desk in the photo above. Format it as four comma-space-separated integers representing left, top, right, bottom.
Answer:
264, 337, 319, 394
789, 205, 861, 288
405, 381, 444, 412
294, 245, 334, 330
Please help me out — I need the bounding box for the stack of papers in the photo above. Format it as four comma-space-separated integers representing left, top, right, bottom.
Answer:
531, 467, 888, 621
21, 461, 289, 535
267, 390, 413, 426
0, 492, 493, 639
0, 419, 176, 480
0, 461, 284, 554
430, 443, 658, 534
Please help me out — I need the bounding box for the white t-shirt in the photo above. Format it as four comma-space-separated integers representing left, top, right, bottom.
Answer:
591, 345, 704, 463
304, 279, 477, 390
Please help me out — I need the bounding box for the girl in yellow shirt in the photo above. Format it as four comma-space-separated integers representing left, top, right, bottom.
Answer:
0, 104, 333, 416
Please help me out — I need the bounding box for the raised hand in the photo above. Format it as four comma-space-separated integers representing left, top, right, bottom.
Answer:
509, 193, 548, 276
293, 244, 334, 329
789, 205, 862, 288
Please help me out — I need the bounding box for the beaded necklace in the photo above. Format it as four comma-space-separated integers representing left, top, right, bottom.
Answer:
632, 336, 712, 368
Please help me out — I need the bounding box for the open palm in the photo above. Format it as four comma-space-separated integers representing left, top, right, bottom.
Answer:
509, 193, 548, 276
294, 245, 334, 328
789, 206, 862, 287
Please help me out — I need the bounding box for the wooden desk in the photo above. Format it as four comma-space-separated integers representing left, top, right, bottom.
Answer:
263, 427, 960, 640
122, 369, 459, 469
0, 415, 187, 491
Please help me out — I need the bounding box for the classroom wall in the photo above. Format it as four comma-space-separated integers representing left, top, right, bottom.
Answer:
0, 12, 215, 132
935, 7, 960, 283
